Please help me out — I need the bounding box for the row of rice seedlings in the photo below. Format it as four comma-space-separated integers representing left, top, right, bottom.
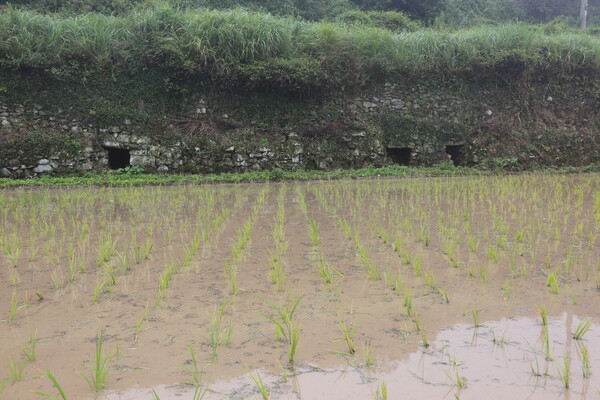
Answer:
300, 189, 345, 291
268, 186, 288, 291
151, 191, 234, 307
2, 185, 228, 310
339, 190, 448, 303
372, 176, 597, 289
224, 188, 268, 295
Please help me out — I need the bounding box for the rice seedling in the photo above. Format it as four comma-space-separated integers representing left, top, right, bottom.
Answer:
499, 280, 510, 300
466, 265, 475, 278
34, 371, 68, 400
578, 343, 591, 378
134, 302, 149, 339
491, 328, 509, 346
467, 235, 479, 252
96, 234, 116, 266
420, 229, 430, 247
414, 313, 423, 333
21, 330, 38, 362
258, 296, 302, 362
316, 257, 341, 288
229, 267, 238, 296
404, 289, 413, 317
356, 243, 381, 281
309, 219, 319, 246
335, 319, 358, 355
437, 287, 449, 303
67, 252, 78, 282
209, 306, 232, 363
471, 308, 481, 328
421, 330, 430, 348
542, 325, 551, 360
192, 386, 208, 400
537, 305, 548, 326
546, 271, 559, 294
249, 371, 270, 400
400, 249, 412, 265
102, 263, 116, 287
487, 246, 499, 263
363, 341, 374, 368
413, 257, 422, 276
182, 345, 204, 387
8, 291, 19, 322
445, 370, 467, 389
91, 280, 106, 304
530, 353, 549, 377
338, 217, 352, 239
7, 266, 20, 287
51, 268, 65, 289
572, 319, 592, 340
556, 352, 571, 389
373, 379, 388, 400
8, 358, 26, 382
142, 239, 153, 260
424, 271, 437, 289
6, 241, 21, 267
267, 252, 287, 292
288, 324, 300, 363
82, 331, 114, 392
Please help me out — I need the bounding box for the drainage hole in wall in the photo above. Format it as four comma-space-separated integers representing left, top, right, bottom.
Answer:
386, 147, 412, 166
103, 147, 131, 170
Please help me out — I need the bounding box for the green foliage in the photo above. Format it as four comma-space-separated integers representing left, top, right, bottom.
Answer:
380, 114, 463, 147
3, 7, 600, 98
335, 10, 420, 32
0, 129, 82, 164
233, 57, 328, 95
115, 165, 144, 175
436, 0, 524, 28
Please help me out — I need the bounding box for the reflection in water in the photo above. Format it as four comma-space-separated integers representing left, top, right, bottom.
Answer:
105, 314, 599, 400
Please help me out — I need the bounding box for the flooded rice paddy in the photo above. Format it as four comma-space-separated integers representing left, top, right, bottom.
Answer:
0, 174, 599, 400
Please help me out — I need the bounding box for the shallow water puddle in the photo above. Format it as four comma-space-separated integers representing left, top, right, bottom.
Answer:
104, 313, 600, 400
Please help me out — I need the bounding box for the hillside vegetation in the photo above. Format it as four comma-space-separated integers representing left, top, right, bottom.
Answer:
2, 6, 600, 96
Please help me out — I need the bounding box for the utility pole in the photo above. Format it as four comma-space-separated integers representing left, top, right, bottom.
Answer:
580, 0, 588, 30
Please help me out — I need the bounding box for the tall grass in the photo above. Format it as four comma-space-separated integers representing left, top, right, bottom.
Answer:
2, 7, 600, 90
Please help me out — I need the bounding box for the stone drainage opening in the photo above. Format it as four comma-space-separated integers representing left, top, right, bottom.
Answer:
386, 147, 412, 166
445, 144, 465, 166
103, 147, 131, 170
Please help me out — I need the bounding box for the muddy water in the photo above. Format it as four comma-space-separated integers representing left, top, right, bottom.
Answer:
109, 313, 600, 400
0, 174, 599, 400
